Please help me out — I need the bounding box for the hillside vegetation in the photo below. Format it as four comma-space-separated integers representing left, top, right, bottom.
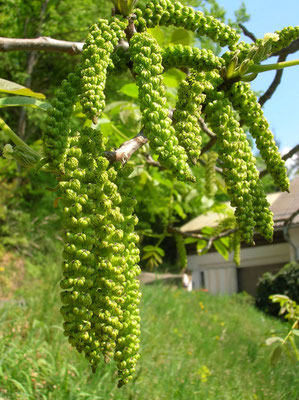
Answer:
0, 254, 298, 400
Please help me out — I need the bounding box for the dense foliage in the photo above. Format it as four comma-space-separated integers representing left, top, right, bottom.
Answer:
256, 262, 299, 318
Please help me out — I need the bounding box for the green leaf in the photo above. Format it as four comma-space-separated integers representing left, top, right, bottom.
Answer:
153, 252, 163, 263
270, 345, 283, 365
119, 83, 139, 98
201, 226, 214, 235
197, 239, 207, 252
148, 26, 165, 46
143, 245, 158, 252
213, 239, 229, 260
0, 96, 50, 111
293, 329, 299, 337
152, 173, 173, 189
142, 252, 155, 260
104, 101, 128, 113
220, 236, 230, 248
163, 69, 185, 88
143, 245, 165, 257
154, 246, 165, 257
184, 237, 198, 245
0, 78, 45, 99
170, 28, 192, 46
173, 203, 187, 219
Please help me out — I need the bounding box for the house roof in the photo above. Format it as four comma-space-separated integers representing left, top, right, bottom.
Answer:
181, 176, 299, 233
271, 175, 299, 226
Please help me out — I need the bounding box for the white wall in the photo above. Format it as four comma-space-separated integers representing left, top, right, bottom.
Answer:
192, 267, 237, 295
188, 241, 292, 294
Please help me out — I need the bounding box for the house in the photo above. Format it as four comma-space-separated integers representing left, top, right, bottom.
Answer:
180, 176, 299, 296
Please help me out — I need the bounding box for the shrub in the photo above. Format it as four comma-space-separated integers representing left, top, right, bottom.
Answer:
255, 262, 299, 317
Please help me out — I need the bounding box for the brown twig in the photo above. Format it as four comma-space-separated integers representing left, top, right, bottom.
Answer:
199, 159, 223, 175
259, 54, 287, 107
239, 23, 257, 42
198, 116, 216, 139
271, 37, 299, 58
168, 226, 237, 243
260, 144, 299, 178
104, 131, 148, 164
144, 154, 165, 170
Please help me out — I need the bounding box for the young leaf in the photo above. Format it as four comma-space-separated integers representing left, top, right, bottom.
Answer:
213, 239, 229, 260
270, 345, 283, 365
119, 83, 139, 98
0, 78, 45, 99
170, 28, 192, 46
0, 96, 50, 111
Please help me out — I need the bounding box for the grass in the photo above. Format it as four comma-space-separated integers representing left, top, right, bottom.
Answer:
0, 254, 298, 400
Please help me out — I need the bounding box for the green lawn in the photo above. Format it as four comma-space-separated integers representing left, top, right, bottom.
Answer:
0, 255, 298, 400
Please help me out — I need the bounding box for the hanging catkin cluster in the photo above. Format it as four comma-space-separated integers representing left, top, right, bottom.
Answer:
226, 82, 289, 191
173, 72, 209, 164
40, 0, 297, 387
130, 31, 195, 182
59, 127, 141, 387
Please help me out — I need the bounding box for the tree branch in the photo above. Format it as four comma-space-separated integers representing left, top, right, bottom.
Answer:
259, 144, 299, 178
168, 226, 237, 243
198, 116, 217, 139
271, 37, 299, 58
199, 159, 223, 174
239, 23, 256, 42
144, 154, 165, 170
104, 131, 148, 164
259, 54, 287, 106
0, 36, 84, 55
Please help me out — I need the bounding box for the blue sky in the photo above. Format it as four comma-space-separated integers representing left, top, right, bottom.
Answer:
217, 0, 299, 152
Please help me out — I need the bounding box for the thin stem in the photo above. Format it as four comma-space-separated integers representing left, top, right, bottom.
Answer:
0, 117, 37, 153
247, 59, 299, 74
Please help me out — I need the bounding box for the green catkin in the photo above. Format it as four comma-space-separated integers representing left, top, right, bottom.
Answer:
79, 16, 127, 123
204, 95, 273, 243
162, 46, 224, 72
113, 165, 141, 387
173, 72, 214, 163
226, 81, 289, 192
59, 127, 141, 385
269, 26, 299, 54
134, 0, 240, 46
130, 31, 195, 182
212, 216, 236, 238
43, 70, 80, 172
205, 151, 218, 197
232, 232, 241, 266
175, 233, 187, 269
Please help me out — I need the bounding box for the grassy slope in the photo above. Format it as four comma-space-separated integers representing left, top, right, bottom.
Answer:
0, 256, 298, 400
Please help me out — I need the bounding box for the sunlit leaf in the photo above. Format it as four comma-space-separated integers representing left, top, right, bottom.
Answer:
0, 78, 45, 99
170, 28, 192, 45
173, 203, 187, 219
148, 26, 165, 46
213, 239, 229, 260
0, 96, 50, 111
119, 83, 138, 98
184, 237, 198, 244
197, 239, 207, 252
